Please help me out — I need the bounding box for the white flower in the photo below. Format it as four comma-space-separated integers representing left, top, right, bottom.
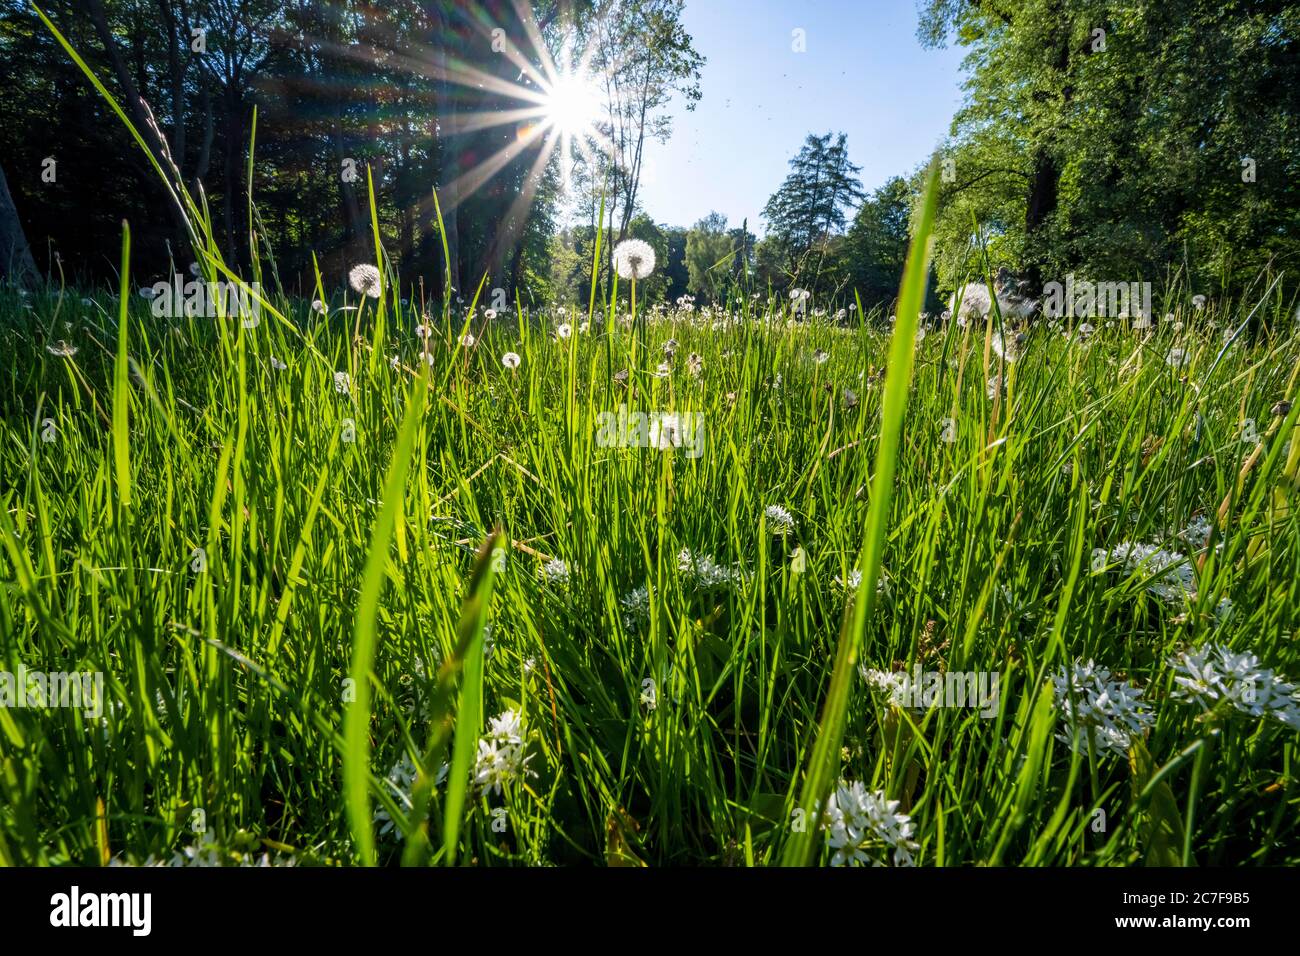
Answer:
1192, 295, 1207, 310
484, 309, 498, 320
501, 351, 521, 369
1169, 644, 1300, 730
270, 355, 287, 371
312, 299, 326, 314
1051, 660, 1155, 756
612, 238, 657, 280
813, 349, 830, 365
486, 708, 524, 746
373, 754, 449, 839
460, 332, 476, 347
1102, 541, 1197, 606
834, 569, 863, 592
415, 323, 431, 339
349, 263, 382, 298
687, 353, 704, 377
640, 678, 658, 711
556, 323, 572, 340
1166, 347, 1190, 368
540, 558, 569, 586
678, 548, 746, 590
333, 370, 351, 395
858, 666, 911, 708
45, 340, 78, 357
764, 504, 795, 535
823, 779, 919, 866
472, 709, 534, 794
619, 582, 652, 629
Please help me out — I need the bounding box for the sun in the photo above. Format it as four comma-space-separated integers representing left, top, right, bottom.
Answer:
541, 71, 602, 137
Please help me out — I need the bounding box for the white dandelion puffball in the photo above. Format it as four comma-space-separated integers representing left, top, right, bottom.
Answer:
348, 263, 382, 298
333, 371, 351, 395
1192, 294, 1207, 310
501, 351, 521, 369
612, 239, 656, 281
311, 299, 327, 314
460, 332, 476, 348
556, 322, 573, 340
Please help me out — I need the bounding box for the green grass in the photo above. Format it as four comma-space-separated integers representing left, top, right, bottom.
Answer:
2, 255, 1299, 865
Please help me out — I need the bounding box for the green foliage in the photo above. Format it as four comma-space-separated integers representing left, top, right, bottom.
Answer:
919, 0, 1300, 298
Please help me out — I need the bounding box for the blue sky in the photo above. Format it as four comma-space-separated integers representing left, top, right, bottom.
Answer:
633, 0, 967, 233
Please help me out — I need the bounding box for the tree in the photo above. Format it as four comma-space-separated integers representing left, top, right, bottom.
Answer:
762, 132, 866, 284
919, 0, 1300, 297
684, 211, 732, 301
590, 0, 704, 242
836, 176, 913, 311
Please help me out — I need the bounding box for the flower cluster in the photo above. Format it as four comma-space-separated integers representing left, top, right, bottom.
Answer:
473, 708, 534, 794
1051, 660, 1155, 756
823, 779, 919, 867
764, 504, 796, 535
1169, 644, 1300, 730
677, 547, 746, 591
539, 558, 570, 587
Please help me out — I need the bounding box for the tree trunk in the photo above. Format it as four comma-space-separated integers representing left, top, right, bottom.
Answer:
0, 162, 39, 287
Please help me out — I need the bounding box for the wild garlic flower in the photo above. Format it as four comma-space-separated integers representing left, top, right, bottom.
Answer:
823, 780, 919, 867
1051, 660, 1155, 757
612, 239, 656, 280
473, 708, 534, 794
764, 504, 795, 535
1169, 644, 1300, 730
349, 263, 382, 298
540, 558, 570, 587
677, 548, 746, 590
373, 754, 449, 840
1103, 542, 1196, 605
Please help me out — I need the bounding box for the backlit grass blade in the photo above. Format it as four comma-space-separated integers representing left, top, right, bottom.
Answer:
343, 369, 430, 865
782, 162, 940, 867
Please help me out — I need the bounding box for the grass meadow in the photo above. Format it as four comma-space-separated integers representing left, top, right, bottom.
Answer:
1, 11, 1298, 869
2, 223, 1299, 865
